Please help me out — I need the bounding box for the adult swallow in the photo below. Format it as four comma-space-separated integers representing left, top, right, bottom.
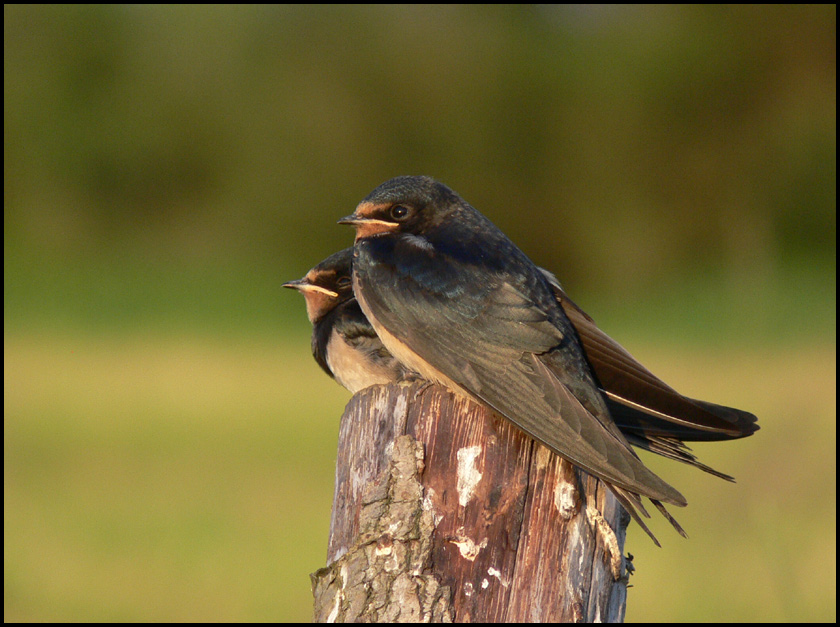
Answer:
339, 175, 758, 543
283, 249, 413, 394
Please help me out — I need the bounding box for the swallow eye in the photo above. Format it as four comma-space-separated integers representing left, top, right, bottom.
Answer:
336, 276, 352, 290
390, 205, 411, 221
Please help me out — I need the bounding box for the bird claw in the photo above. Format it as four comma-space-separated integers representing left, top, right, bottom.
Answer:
624, 552, 635, 576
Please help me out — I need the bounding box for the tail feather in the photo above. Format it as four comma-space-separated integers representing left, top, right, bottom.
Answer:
624, 433, 737, 482
651, 499, 688, 538
608, 483, 688, 546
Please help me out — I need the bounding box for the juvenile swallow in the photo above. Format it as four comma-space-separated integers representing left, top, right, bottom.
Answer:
339, 175, 758, 543
283, 249, 413, 394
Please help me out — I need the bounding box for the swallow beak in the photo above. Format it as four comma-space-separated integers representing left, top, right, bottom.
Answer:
338, 202, 400, 241
338, 205, 399, 239
282, 279, 338, 299
283, 278, 339, 323
337, 214, 363, 226
282, 278, 306, 290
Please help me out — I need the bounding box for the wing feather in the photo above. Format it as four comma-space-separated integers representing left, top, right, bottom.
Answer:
356, 242, 686, 506
557, 284, 758, 439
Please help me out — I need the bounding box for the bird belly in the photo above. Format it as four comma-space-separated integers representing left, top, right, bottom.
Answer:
326, 333, 395, 394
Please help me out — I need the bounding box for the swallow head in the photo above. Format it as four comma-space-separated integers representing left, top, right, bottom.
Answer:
283, 248, 355, 323
337, 176, 468, 241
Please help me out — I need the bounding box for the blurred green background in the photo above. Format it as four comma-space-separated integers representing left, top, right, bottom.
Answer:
4, 5, 835, 622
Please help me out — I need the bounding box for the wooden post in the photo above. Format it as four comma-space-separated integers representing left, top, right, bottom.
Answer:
311, 382, 631, 622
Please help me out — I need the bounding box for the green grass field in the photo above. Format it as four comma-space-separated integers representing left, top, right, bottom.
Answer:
4, 329, 835, 621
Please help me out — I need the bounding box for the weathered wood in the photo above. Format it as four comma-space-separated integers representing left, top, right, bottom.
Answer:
312, 382, 630, 622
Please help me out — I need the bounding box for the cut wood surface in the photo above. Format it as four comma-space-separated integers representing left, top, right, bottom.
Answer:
312, 382, 631, 622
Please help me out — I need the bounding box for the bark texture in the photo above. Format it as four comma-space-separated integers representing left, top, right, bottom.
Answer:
312, 382, 631, 622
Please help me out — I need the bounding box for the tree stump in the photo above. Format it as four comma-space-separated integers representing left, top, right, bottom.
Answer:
311, 382, 631, 622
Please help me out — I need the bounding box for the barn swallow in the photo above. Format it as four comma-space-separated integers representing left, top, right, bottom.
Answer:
283, 249, 413, 394
339, 175, 759, 544
286, 248, 755, 479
